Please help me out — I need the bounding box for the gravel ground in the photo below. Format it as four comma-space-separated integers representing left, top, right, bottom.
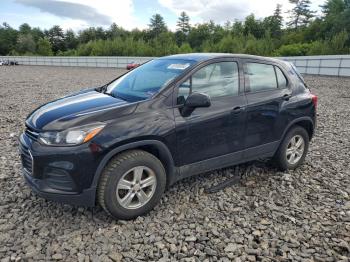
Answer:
0, 66, 349, 262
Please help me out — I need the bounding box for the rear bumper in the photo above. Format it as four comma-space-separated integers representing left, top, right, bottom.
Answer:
22, 168, 96, 206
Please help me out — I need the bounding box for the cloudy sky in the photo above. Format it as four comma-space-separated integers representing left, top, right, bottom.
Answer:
1, 0, 325, 31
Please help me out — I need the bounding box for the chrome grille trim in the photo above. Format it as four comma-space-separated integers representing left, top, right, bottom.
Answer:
20, 143, 34, 175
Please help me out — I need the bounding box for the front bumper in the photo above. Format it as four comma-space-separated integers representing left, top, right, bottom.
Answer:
19, 132, 103, 207
22, 168, 96, 206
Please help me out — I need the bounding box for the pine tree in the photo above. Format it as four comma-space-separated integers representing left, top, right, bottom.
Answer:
148, 14, 167, 38
65, 30, 78, 50
288, 0, 315, 29
273, 4, 284, 28
263, 4, 283, 38
46, 25, 65, 53
176, 11, 190, 34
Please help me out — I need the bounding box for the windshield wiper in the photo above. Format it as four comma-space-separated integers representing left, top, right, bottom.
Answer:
97, 84, 108, 93
95, 83, 109, 93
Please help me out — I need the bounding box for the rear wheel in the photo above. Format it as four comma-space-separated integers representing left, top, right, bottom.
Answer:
273, 126, 309, 171
97, 150, 166, 220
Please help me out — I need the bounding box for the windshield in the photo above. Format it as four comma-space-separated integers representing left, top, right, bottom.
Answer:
106, 58, 196, 102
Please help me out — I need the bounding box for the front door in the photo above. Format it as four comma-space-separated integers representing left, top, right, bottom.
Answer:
174, 59, 247, 166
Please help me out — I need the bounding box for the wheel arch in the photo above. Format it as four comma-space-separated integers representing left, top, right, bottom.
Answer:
281, 117, 315, 142
91, 140, 177, 193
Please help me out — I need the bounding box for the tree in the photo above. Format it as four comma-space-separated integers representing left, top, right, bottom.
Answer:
224, 21, 232, 31
176, 11, 190, 34
46, 25, 65, 54
319, 0, 350, 38
321, 0, 346, 16
287, 0, 315, 29
148, 14, 167, 38
106, 23, 127, 39
0, 23, 18, 55
175, 11, 191, 45
65, 29, 78, 50
178, 42, 192, 53
37, 37, 53, 56
232, 21, 244, 36
78, 27, 106, 43
19, 23, 31, 35
0, 3, 349, 58
16, 34, 36, 54
273, 4, 284, 29
244, 14, 265, 38
31, 27, 44, 42
188, 23, 211, 50
263, 4, 283, 38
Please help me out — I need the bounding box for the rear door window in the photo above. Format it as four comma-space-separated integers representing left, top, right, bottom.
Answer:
244, 63, 277, 92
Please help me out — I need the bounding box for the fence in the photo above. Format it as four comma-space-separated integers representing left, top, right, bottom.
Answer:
1, 55, 350, 77
280, 55, 350, 77
0, 56, 154, 68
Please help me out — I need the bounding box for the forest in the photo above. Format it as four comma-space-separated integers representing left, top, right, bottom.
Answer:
0, 0, 349, 57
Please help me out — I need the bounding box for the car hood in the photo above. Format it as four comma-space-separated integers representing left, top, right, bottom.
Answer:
26, 90, 137, 131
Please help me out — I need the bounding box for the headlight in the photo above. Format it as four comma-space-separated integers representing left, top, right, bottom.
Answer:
38, 123, 105, 146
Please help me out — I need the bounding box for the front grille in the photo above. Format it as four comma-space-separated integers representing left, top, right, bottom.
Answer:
20, 143, 33, 175
25, 128, 39, 141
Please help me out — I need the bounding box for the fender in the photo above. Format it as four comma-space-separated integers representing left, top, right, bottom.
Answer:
279, 116, 315, 145
91, 139, 177, 190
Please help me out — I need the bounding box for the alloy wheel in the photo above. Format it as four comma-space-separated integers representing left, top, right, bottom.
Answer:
116, 166, 157, 209
286, 135, 305, 165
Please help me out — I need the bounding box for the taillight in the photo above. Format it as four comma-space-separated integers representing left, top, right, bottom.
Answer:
311, 94, 318, 109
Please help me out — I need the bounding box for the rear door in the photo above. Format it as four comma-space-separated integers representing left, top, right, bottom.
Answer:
174, 58, 247, 166
243, 60, 291, 157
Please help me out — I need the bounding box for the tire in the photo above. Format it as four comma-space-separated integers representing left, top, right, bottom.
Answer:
273, 126, 309, 171
97, 150, 166, 220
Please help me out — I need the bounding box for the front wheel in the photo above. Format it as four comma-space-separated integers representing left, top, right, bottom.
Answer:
273, 126, 309, 171
97, 150, 166, 220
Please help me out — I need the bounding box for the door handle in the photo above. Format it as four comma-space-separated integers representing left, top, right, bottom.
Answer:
232, 106, 244, 114
283, 93, 292, 101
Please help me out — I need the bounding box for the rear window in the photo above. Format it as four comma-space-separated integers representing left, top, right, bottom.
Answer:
285, 61, 307, 86
275, 66, 288, 88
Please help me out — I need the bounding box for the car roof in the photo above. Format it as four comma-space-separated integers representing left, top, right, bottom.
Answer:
158, 53, 283, 65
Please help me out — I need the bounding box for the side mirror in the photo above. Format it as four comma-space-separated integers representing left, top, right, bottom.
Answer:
181, 93, 211, 117
185, 92, 211, 108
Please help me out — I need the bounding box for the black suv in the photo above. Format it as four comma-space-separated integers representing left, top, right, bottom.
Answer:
19, 54, 317, 219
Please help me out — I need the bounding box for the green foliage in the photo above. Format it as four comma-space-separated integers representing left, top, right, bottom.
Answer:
177, 11, 190, 34
1, 3, 350, 57
307, 41, 330, 55
263, 4, 283, 39
274, 43, 312, 56
288, 0, 315, 28
244, 14, 265, 38
16, 34, 36, 54
178, 43, 192, 53
329, 30, 349, 53
65, 30, 78, 50
46, 25, 65, 54
148, 14, 167, 38
0, 23, 18, 55
37, 38, 53, 56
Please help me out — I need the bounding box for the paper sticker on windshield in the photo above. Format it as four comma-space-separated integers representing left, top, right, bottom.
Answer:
167, 63, 190, 70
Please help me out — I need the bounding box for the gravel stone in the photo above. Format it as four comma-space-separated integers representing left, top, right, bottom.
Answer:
0, 66, 349, 261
